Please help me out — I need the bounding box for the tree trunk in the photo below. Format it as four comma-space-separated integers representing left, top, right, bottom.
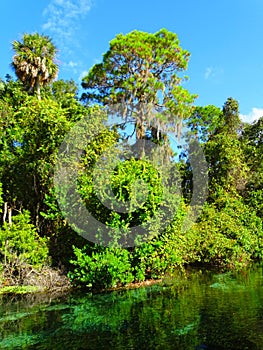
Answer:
36, 77, 41, 100
3, 202, 7, 223
8, 208, 12, 225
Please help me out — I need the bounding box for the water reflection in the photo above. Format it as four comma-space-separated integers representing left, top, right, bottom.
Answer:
1, 265, 263, 349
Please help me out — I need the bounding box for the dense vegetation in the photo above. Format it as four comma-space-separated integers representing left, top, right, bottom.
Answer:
0, 29, 262, 291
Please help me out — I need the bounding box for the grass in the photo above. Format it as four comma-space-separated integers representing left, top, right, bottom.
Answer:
0, 285, 40, 295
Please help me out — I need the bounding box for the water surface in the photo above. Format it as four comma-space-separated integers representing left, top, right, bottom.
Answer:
1, 264, 263, 349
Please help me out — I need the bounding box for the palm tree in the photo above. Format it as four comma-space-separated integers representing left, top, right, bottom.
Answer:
11, 33, 58, 100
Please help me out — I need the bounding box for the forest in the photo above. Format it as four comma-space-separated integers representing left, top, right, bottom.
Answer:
0, 29, 262, 292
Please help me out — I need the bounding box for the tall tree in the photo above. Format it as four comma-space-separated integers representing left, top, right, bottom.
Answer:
220, 97, 241, 135
81, 29, 196, 144
204, 98, 247, 194
185, 105, 222, 143
11, 33, 58, 100
241, 117, 263, 217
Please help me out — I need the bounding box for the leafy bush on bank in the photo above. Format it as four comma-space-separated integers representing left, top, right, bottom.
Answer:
69, 194, 263, 289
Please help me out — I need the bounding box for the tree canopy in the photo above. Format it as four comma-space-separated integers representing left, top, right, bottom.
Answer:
82, 29, 197, 142
11, 33, 58, 99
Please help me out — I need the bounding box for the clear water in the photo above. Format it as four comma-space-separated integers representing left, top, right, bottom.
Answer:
1, 264, 263, 349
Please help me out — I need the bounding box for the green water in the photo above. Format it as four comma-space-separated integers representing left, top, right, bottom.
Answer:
1, 265, 263, 349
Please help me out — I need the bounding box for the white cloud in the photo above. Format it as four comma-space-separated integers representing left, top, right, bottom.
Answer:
61, 60, 79, 74
42, 0, 92, 44
204, 67, 213, 80
67, 60, 78, 68
42, 0, 92, 78
240, 107, 263, 124
204, 66, 224, 81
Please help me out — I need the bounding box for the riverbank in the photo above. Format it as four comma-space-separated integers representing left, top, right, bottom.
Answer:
0, 264, 204, 296
0, 265, 72, 296
0, 264, 168, 296
0, 259, 253, 296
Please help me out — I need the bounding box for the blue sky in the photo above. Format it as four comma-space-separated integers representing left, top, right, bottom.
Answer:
1, 0, 263, 123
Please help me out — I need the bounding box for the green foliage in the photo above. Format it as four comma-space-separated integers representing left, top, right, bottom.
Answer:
0, 92, 85, 235
205, 134, 248, 192
0, 31, 262, 291
69, 187, 263, 287
0, 182, 3, 212
0, 285, 39, 295
0, 76, 28, 108
221, 97, 241, 134
79, 156, 163, 228
68, 203, 191, 287
203, 98, 248, 194
69, 246, 134, 289
0, 211, 49, 267
11, 32, 58, 99
186, 105, 222, 142
244, 190, 263, 219
132, 202, 191, 280
241, 116, 263, 218
82, 28, 197, 142
192, 193, 263, 267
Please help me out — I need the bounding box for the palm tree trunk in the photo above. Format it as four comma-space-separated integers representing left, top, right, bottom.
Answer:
36, 77, 41, 100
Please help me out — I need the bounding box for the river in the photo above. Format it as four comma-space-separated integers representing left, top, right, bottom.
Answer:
1, 264, 263, 349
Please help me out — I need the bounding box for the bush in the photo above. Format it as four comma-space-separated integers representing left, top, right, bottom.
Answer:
0, 211, 49, 284
191, 193, 263, 267
68, 192, 263, 289
132, 202, 191, 280
69, 246, 134, 289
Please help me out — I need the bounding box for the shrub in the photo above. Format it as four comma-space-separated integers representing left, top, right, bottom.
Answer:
192, 193, 263, 267
69, 246, 134, 289
0, 210, 49, 269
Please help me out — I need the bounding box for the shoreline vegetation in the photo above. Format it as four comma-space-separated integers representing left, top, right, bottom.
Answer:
0, 266, 71, 295
0, 29, 262, 295
0, 261, 250, 296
